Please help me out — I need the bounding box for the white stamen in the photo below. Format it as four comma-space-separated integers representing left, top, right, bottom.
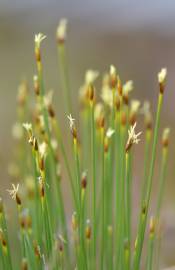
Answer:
67, 114, 75, 130
7, 183, 19, 200
34, 33, 46, 47
127, 122, 142, 146
22, 123, 32, 132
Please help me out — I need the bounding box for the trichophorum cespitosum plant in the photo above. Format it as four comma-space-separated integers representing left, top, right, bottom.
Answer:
1, 18, 170, 270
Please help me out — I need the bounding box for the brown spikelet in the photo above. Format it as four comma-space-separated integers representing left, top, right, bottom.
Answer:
21, 258, 28, 270
48, 105, 55, 118
16, 194, 22, 206
104, 137, 109, 153
85, 225, 91, 240
88, 84, 94, 102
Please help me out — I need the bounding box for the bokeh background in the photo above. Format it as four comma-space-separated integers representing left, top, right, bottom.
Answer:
1, 0, 175, 268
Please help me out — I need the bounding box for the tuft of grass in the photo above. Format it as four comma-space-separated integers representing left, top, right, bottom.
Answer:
2, 21, 170, 270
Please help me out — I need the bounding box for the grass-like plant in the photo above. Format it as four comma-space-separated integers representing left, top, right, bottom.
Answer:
0, 19, 170, 270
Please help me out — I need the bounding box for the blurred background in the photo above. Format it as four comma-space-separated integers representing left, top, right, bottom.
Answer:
0, 0, 175, 268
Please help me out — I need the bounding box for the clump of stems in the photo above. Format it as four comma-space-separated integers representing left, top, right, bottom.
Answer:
1, 21, 170, 270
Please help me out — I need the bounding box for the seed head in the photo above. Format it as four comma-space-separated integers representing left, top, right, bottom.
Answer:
162, 127, 170, 147
109, 65, 117, 88
140, 101, 152, 129
81, 171, 87, 189
106, 128, 115, 138
158, 68, 167, 85
57, 18, 68, 43
101, 85, 113, 107
129, 100, 141, 124
39, 142, 47, 159
123, 80, 133, 97
85, 70, 99, 85
21, 258, 28, 270
85, 219, 91, 240
33, 75, 39, 95
131, 100, 141, 114
158, 68, 167, 93
44, 90, 54, 108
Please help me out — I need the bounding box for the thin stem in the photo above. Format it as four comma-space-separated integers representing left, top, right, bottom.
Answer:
132, 93, 163, 270
100, 128, 105, 270
57, 43, 72, 114
124, 151, 131, 270
141, 129, 152, 201
90, 103, 96, 265
146, 218, 155, 270
156, 147, 168, 218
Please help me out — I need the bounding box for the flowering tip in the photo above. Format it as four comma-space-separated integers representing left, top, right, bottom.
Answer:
109, 65, 118, 88
44, 89, 54, 107
126, 122, 142, 152
101, 86, 113, 107
162, 127, 170, 147
106, 127, 115, 138
39, 142, 48, 158
94, 103, 104, 121
163, 127, 170, 139
85, 219, 91, 239
22, 122, 32, 132
34, 33, 46, 47
140, 101, 150, 115
33, 75, 39, 95
7, 183, 20, 200
158, 68, 167, 84
85, 70, 99, 85
110, 65, 116, 76
131, 100, 141, 114
56, 18, 68, 42
67, 114, 75, 130
123, 80, 133, 96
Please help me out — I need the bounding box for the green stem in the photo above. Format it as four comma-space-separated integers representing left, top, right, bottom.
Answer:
100, 129, 105, 270
90, 103, 96, 265
132, 93, 163, 270
124, 151, 131, 270
146, 224, 155, 270
53, 119, 76, 204
57, 44, 72, 114
141, 129, 152, 201
156, 147, 168, 218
